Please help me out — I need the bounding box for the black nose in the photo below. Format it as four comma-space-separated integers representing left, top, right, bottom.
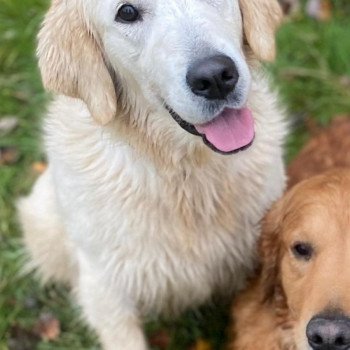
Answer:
186, 55, 239, 100
307, 315, 350, 350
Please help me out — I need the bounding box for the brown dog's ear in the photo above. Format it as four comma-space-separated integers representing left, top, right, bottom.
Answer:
239, 0, 283, 61
258, 199, 284, 303
37, 0, 117, 125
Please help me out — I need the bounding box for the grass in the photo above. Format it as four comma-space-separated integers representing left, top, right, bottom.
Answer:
0, 0, 349, 349
272, 4, 350, 160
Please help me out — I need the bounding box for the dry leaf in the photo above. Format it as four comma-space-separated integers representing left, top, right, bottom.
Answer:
190, 339, 212, 350
32, 161, 48, 174
0, 147, 19, 165
149, 330, 171, 349
0, 116, 19, 136
33, 313, 61, 341
306, 0, 332, 21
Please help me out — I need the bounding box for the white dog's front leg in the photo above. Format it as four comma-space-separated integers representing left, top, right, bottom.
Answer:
77, 259, 148, 350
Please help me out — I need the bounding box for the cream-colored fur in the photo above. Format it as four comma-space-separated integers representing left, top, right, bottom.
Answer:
18, 0, 285, 349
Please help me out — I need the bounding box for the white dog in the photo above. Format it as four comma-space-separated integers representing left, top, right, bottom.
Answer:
19, 0, 285, 349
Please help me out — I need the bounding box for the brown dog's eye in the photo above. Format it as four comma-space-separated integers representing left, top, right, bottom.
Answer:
116, 4, 141, 23
292, 242, 313, 261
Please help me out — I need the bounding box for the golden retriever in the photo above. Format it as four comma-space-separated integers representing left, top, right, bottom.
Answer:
18, 0, 285, 349
231, 153, 350, 348
288, 117, 350, 188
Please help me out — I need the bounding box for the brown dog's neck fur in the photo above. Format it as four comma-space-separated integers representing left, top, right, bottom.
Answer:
231, 271, 296, 350
259, 229, 297, 350
273, 284, 296, 350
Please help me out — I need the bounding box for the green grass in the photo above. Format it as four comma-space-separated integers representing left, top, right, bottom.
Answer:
271, 6, 350, 160
0, 0, 349, 349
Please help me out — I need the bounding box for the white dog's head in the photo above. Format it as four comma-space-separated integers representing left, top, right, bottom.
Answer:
38, 0, 282, 155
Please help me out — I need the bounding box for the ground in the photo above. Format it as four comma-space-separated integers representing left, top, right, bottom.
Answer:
0, 1, 349, 349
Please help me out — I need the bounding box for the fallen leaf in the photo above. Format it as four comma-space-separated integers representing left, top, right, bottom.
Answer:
0, 116, 19, 136
149, 330, 171, 349
306, 0, 332, 21
32, 161, 48, 174
33, 313, 61, 341
189, 339, 212, 350
0, 147, 20, 165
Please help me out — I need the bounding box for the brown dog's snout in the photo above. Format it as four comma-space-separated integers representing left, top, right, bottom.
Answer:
307, 314, 350, 350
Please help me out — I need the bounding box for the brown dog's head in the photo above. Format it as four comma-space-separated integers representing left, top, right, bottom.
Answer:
260, 168, 350, 350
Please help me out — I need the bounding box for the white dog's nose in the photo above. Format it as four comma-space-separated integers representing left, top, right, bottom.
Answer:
186, 55, 239, 101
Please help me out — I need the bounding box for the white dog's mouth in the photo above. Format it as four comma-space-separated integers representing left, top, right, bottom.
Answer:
166, 105, 255, 155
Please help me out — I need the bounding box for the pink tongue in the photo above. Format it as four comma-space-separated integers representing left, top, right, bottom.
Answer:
194, 108, 255, 153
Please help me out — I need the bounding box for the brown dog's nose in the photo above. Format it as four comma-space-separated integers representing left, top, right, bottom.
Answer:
307, 315, 350, 350
186, 55, 239, 100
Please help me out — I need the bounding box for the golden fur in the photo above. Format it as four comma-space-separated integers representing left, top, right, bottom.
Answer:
240, 0, 283, 62
37, 0, 117, 124
288, 117, 350, 188
230, 167, 350, 349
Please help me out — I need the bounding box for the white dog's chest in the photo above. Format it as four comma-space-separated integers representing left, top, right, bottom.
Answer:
52, 151, 279, 314
45, 93, 286, 315
74, 198, 256, 315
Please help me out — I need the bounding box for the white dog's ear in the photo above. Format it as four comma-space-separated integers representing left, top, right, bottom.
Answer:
37, 0, 117, 125
239, 0, 283, 62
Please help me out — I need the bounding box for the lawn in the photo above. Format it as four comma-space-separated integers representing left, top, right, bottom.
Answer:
0, 1, 349, 349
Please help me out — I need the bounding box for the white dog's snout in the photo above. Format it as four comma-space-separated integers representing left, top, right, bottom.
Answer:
186, 55, 239, 101
143, 0, 252, 125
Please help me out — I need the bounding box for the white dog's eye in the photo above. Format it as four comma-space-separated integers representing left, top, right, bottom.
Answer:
116, 4, 141, 23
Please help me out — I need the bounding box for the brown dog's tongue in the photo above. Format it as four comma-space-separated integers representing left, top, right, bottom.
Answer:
194, 108, 255, 153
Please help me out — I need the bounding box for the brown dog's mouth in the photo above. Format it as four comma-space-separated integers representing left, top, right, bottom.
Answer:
165, 104, 255, 155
